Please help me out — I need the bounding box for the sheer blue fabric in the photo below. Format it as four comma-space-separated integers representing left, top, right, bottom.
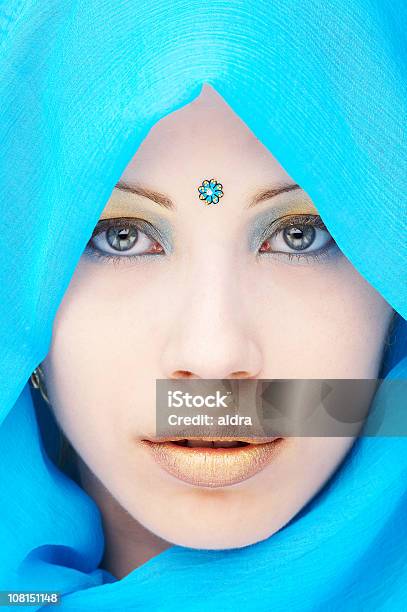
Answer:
0, 1, 406, 610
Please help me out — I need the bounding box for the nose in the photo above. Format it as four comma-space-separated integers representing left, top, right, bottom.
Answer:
160, 259, 263, 380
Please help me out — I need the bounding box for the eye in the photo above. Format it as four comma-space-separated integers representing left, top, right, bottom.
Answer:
258, 214, 339, 263
85, 218, 165, 263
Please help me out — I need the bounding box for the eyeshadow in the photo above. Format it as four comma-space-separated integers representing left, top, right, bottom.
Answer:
247, 200, 319, 251
100, 193, 174, 253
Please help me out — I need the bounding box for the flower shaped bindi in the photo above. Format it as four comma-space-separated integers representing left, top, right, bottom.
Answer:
197, 179, 224, 205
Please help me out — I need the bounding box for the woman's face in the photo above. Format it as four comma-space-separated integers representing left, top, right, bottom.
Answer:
41, 86, 393, 568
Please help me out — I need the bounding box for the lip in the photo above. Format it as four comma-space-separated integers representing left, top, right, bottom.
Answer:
140, 437, 285, 488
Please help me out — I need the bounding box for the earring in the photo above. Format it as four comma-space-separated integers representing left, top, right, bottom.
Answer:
30, 366, 73, 470
30, 365, 50, 404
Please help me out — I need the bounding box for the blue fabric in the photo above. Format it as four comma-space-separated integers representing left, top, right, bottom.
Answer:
0, 1, 406, 610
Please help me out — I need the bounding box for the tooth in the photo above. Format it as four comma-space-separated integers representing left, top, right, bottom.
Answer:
186, 440, 214, 448
213, 441, 240, 448
172, 439, 188, 446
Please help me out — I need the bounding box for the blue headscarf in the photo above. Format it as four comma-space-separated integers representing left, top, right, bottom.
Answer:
0, 1, 406, 609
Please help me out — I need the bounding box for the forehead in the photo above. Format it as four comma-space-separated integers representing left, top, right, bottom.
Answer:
119, 85, 292, 188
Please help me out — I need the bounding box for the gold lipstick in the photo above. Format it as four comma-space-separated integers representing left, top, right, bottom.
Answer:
140, 437, 285, 488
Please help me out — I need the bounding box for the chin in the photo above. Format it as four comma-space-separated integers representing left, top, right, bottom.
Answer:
153, 521, 276, 551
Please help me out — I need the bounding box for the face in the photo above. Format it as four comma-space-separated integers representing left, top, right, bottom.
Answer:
40, 85, 394, 573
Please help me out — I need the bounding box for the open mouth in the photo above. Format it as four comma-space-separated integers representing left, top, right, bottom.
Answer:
171, 439, 250, 448
142, 436, 278, 446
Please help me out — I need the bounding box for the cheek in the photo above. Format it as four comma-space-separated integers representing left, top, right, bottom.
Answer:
261, 436, 356, 513
249, 256, 393, 377
40, 260, 164, 464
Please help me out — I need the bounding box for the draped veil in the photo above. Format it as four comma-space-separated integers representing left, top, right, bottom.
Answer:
0, 1, 406, 609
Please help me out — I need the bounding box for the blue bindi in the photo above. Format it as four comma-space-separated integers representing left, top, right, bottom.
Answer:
197, 179, 224, 205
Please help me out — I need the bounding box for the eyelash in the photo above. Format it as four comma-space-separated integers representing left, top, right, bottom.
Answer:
84, 218, 165, 265
84, 214, 338, 266
257, 213, 338, 264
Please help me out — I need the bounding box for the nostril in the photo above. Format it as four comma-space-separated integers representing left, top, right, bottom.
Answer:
171, 370, 196, 379
229, 371, 252, 379
170, 370, 256, 379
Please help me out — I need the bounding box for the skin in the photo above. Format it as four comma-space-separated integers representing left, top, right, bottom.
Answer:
40, 85, 394, 579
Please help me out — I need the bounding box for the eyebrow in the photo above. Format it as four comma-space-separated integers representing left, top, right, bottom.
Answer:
248, 183, 301, 207
115, 181, 174, 209
114, 180, 301, 210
